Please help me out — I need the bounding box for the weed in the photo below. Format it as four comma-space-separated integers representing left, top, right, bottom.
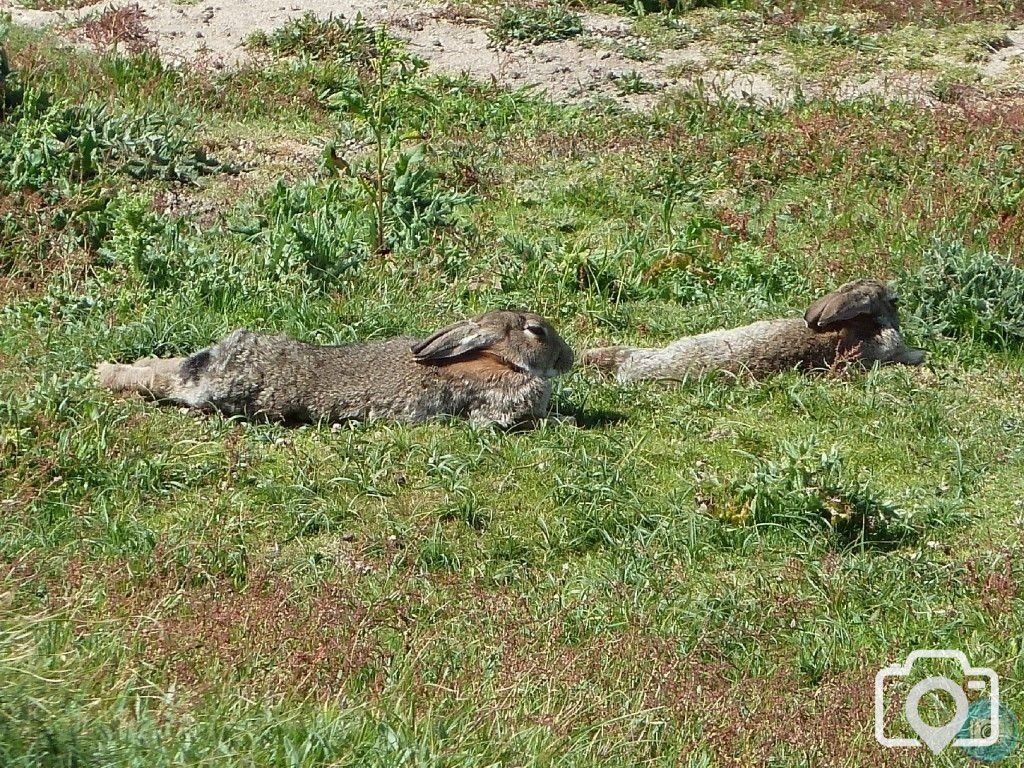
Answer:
0, 44, 229, 264
0, 90, 226, 195
612, 69, 658, 95
697, 438, 915, 546
489, 4, 584, 46
621, 43, 656, 61
902, 241, 1024, 348
320, 25, 473, 255
245, 12, 376, 62
786, 22, 879, 52
78, 3, 155, 56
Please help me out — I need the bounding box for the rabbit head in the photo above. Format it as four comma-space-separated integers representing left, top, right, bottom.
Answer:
804, 278, 902, 332
410, 310, 574, 378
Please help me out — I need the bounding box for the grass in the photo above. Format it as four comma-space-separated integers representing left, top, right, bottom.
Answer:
3, 5, 1024, 767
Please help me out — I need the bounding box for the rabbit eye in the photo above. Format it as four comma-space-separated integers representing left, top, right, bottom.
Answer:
525, 323, 547, 338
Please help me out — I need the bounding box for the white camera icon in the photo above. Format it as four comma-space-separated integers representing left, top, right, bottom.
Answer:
875, 650, 999, 754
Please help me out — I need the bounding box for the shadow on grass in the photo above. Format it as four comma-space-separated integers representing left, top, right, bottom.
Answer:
559, 405, 630, 429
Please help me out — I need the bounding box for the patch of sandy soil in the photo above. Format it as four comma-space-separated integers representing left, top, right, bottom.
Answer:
979, 29, 1024, 81
4, 0, 1024, 109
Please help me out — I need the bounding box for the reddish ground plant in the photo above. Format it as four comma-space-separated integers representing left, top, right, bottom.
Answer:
18, 0, 96, 9
80, 562, 907, 763
80, 3, 156, 56
962, 548, 1021, 617
772, 0, 1024, 29
109, 563, 399, 699
847, 0, 1024, 28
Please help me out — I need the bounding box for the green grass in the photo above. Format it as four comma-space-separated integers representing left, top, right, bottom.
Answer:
3, 9, 1024, 767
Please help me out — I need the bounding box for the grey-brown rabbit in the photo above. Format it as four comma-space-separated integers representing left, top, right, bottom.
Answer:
583, 279, 924, 382
97, 310, 575, 427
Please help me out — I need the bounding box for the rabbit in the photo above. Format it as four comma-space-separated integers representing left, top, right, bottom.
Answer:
96, 310, 575, 428
583, 279, 925, 383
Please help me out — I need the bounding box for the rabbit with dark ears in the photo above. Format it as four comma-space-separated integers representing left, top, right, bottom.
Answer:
583, 279, 925, 382
97, 310, 575, 428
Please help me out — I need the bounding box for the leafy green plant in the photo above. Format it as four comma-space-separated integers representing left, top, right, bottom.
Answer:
642, 231, 807, 304
489, 4, 584, 45
321, 26, 472, 255
234, 153, 470, 281
384, 144, 474, 251
98, 192, 160, 272
621, 43, 655, 62
0, 46, 228, 259
95, 108, 226, 182
785, 22, 878, 52
232, 179, 368, 282
901, 241, 1024, 348
698, 438, 912, 545
245, 12, 376, 61
97, 187, 340, 304
0, 88, 225, 197
100, 50, 175, 95
612, 70, 658, 95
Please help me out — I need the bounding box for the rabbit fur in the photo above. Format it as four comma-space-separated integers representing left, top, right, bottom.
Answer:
583, 279, 925, 382
96, 310, 574, 428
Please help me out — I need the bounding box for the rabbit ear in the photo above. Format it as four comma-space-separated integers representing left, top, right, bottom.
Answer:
804, 280, 887, 330
411, 320, 503, 362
